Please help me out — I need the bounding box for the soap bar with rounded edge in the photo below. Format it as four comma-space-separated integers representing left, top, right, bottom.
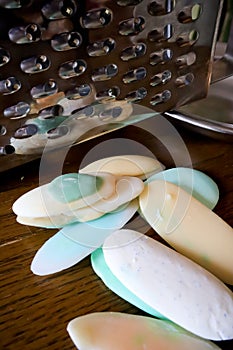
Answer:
67, 312, 222, 350
139, 180, 233, 285
91, 248, 166, 319
31, 200, 138, 275
80, 154, 164, 179
16, 176, 144, 228
91, 172, 220, 318
146, 167, 219, 210
12, 172, 116, 218
103, 229, 233, 340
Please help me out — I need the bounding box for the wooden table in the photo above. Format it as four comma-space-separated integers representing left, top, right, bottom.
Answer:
0, 118, 233, 350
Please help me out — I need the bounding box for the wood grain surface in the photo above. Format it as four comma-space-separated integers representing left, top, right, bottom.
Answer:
0, 119, 233, 350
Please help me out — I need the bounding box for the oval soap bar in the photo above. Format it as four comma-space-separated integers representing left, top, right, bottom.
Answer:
139, 180, 233, 285
147, 167, 219, 209
103, 229, 233, 340
67, 312, 222, 350
80, 154, 164, 179
12, 172, 116, 218
31, 200, 138, 275
91, 248, 166, 319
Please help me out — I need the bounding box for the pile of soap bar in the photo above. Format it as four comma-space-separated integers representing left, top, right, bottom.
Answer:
92, 229, 233, 341
13, 155, 163, 228
12, 154, 233, 348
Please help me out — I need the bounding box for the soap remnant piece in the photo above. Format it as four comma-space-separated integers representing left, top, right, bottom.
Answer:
12, 172, 116, 221
31, 200, 138, 275
91, 248, 166, 319
80, 154, 164, 179
67, 312, 222, 350
103, 229, 233, 340
139, 180, 233, 285
14, 175, 143, 228
48, 173, 104, 203
147, 167, 219, 209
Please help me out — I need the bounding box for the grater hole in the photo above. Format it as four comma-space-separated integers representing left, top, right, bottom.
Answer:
176, 52, 196, 67
58, 59, 87, 79
60, 0, 77, 17
96, 86, 120, 101
150, 48, 173, 65
0, 144, 15, 155
4, 101, 30, 119
148, 24, 173, 42
14, 123, 38, 139
119, 17, 145, 36
8, 23, 41, 44
66, 84, 92, 100
150, 70, 172, 86
30, 79, 58, 99
92, 64, 118, 82
99, 106, 123, 120
123, 67, 147, 84
176, 29, 199, 47
0, 77, 21, 95
0, 47, 10, 66
20, 55, 50, 74
51, 32, 82, 51
0, 125, 7, 136
38, 105, 64, 120
42, 0, 77, 20
178, 4, 202, 23
81, 8, 112, 29
0, 0, 31, 8
117, 0, 143, 6
121, 43, 146, 61
47, 125, 69, 139
175, 73, 194, 87
150, 89, 171, 105
87, 38, 115, 57
72, 105, 95, 119
125, 87, 147, 102
148, 0, 175, 16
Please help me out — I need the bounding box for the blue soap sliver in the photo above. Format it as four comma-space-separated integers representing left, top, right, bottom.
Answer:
91, 248, 167, 320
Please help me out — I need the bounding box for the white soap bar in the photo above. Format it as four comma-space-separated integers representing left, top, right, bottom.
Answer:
67, 312, 221, 350
139, 180, 233, 285
80, 154, 164, 179
103, 229, 233, 340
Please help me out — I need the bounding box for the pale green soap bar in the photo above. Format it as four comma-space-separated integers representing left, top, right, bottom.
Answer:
48, 173, 103, 203
91, 248, 166, 320
147, 167, 219, 210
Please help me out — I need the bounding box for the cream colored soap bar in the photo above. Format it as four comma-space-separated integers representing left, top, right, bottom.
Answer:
67, 312, 221, 350
103, 229, 233, 340
16, 176, 144, 228
139, 180, 233, 285
12, 172, 116, 218
80, 154, 164, 179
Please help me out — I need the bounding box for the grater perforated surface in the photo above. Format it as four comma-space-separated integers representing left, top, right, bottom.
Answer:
0, 0, 223, 158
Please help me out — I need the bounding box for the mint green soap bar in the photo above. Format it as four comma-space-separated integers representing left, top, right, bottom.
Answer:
48, 173, 103, 203
146, 167, 219, 210
91, 248, 167, 320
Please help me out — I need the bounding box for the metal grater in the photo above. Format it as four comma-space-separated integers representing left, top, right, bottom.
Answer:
0, 0, 223, 163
